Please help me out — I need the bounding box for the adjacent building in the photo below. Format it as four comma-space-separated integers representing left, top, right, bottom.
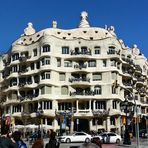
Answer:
0, 12, 148, 135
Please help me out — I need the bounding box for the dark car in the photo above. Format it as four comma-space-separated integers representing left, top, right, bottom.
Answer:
139, 129, 148, 138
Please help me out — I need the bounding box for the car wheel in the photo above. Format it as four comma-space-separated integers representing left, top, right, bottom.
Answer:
66, 138, 71, 143
85, 138, 90, 143
116, 139, 120, 144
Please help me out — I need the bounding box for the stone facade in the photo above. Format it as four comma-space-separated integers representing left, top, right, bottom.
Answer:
0, 12, 148, 134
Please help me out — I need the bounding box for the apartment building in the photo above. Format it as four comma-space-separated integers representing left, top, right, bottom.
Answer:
0, 12, 148, 134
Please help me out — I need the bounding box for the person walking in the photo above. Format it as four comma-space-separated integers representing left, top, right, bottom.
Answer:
45, 131, 60, 148
31, 132, 44, 148
12, 131, 27, 148
0, 126, 18, 148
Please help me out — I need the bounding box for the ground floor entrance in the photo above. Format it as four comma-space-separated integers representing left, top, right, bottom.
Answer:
74, 118, 89, 132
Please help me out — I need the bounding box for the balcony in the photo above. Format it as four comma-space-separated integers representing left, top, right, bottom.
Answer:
18, 69, 28, 74
107, 50, 116, 55
71, 50, 91, 55
135, 65, 142, 73
18, 82, 26, 87
122, 69, 133, 76
70, 90, 95, 96
92, 109, 109, 117
122, 82, 133, 87
18, 93, 38, 101
74, 64, 87, 69
69, 77, 90, 83
137, 77, 145, 83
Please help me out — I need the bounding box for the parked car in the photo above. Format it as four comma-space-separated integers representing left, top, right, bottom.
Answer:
58, 132, 92, 143
139, 129, 148, 138
99, 132, 122, 144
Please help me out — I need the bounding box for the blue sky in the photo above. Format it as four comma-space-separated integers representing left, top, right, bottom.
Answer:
0, 0, 148, 58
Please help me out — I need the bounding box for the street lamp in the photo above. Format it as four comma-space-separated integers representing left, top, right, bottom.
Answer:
123, 88, 140, 148
36, 109, 44, 138
21, 112, 30, 138
120, 97, 134, 145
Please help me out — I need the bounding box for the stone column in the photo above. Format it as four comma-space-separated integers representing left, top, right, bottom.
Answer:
89, 119, 93, 131
70, 118, 74, 134
106, 116, 110, 132
93, 100, 96, 110
116, 116, 121, 135
89, 100, 91, 111
53, 118, 58, 132
76, 100, 79, 113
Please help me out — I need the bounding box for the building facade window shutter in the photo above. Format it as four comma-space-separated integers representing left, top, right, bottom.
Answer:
93, 73, 102, 81
60, 73, 65, 81
61, 86, 68, 95
45, 86, 51, 94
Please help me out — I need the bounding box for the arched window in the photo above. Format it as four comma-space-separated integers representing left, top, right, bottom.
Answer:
94, 46, 101, 54
108, 46, 115, 54
94, 85, 101, 95
43, 45, 50, 52
61, 86, 68, 95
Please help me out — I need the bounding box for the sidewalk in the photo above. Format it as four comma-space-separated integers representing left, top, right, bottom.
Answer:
118, 138, 148, 148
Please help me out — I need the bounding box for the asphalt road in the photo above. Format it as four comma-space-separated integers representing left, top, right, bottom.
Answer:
25, 138, 148, 148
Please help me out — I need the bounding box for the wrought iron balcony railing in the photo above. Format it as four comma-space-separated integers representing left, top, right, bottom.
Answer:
71, 50, 91, 55
69, 77, 90, 83
74, 64, 87, 69
70, 90, 95, 96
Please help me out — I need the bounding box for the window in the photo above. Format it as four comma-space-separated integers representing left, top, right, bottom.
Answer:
41, 58, 50, 66
33, 48, 37, 56
94, 46, 100, 54
108, 46, 115, 54
61, 86, 68, 95
45, 86, 51, 94
95, 101, 106, 109
10, 78, 17, 86
31, 63, 34, 70
81, 47, 87, 54
41, 72, 45, 80
59, 73, 65, 81
43, 45, 50, 52
36, 62, 40, 69
113, 100, 117, 109
62, 46, 69, 54
103, 60, 107, 67
64, 61, 72, 67
57, 58, 61, 67
94, 85, 102, 95
11, 65, 17, 72
93, 73, 102, 81
88, 60, 96, 67
112, 85, 118, 94
111, 59, 116, 66
41, 86, 51, 94
110, 117, 115, 125
12, 53, 19, 61
46, 73, 50, 79
41, 86, 45, 94
111, 72, 117, 80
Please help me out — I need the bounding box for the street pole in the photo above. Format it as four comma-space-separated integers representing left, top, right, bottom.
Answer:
41, 118, 43, 138
124, 88, 140, 148
135, 104, 140, 148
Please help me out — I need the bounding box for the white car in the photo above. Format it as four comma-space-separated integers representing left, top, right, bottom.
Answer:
99, 132, 122, 144
58, 132, 92, 143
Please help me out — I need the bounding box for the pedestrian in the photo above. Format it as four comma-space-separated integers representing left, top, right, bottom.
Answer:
0, 126, 18, 148
12, 131, 27, 148
45, 131, 60, 148
91, 137, 102, 148
31, 132, 44, 148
